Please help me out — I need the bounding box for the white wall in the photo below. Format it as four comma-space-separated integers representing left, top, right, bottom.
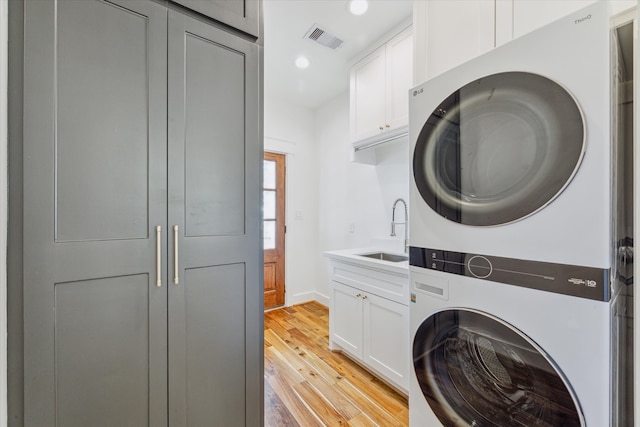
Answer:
263, 97, 321, 305
264, 93, 410, 306
314, 92, 409, 299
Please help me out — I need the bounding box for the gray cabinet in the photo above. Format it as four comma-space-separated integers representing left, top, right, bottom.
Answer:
167, 11, 262, 426
18, 0, 262, 425
172, 0, 260, 37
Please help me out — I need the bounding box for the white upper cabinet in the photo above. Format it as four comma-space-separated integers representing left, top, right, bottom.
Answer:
350, 46, 387, 143
350, 26, 413, 144
511, 1, 636, 38
421, 0, 495, 81
511, 0, 597, 38
414, 0, 637, 85
385, 27, 414, 132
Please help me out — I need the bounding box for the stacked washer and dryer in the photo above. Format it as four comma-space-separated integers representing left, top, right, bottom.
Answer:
408, 3, 633, 426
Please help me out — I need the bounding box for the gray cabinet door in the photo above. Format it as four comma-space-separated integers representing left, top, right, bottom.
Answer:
22, 0, 168, 426
171, 0, 260, 37
167, 11, 263, 426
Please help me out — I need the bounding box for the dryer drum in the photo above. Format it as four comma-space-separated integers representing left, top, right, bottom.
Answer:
413, 309, 584, 426
413, 72, 585, 226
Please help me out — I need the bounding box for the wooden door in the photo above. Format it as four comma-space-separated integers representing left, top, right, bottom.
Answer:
263, 152, 286, 309
167, 11, 263, 426
22, 1, 168, 425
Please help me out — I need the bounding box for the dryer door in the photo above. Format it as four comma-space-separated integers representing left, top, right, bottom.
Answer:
413, 72, 584, 226
413, 309, 584, 427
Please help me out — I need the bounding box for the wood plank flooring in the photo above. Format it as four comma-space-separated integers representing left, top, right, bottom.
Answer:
264, 301, 409, 426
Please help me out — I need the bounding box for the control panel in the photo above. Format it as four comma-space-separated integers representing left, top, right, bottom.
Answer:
409, 246, 610, 301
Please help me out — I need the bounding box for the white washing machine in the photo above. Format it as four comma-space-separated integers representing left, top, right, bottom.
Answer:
408, 2, 620, 426
410, 268, 610, 426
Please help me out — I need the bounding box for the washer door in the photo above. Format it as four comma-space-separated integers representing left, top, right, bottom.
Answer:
413, 72, 584, 226
413, 309, 584, 427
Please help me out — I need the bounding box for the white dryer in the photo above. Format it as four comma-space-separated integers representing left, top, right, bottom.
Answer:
409, 1, 612, 272
408, 2, 621, 426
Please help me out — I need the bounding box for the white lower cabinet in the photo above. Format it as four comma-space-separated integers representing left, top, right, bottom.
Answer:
328, 260, 409, 394
363, 290, 409, 390
331, 281, 365, 359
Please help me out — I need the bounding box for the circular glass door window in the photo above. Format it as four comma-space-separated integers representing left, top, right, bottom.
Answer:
413, 309, 584, 426
413, 72, 585, 226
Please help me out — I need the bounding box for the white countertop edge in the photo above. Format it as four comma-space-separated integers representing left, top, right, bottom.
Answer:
323, 247, 409, 275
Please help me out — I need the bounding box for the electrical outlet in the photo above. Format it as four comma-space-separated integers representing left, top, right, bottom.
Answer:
348, 223, 355, 233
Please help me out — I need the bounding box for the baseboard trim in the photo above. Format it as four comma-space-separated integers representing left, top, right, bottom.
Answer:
286, 291, 329, 307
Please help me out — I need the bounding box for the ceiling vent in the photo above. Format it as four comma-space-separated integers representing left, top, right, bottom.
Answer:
304, 24, 344, 50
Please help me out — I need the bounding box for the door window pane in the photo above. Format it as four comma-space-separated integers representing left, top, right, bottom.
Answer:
263, 220, 275, 250
264, 160, 276, 190
263, 190, 276, 220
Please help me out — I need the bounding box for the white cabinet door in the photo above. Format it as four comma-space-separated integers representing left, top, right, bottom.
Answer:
501, 1, 635, 46
350, 26, 413, 144
331, 281, 364, 360
416, 0, 636, 84
363, 293, 409, 392
350, 46, 386, 142
512, 0, 597, 38
385, 26, 413, 132
495, 0, 514, 47
424, 0, 494, 79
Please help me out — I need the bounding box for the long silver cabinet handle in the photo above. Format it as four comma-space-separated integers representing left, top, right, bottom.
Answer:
156, 226, 162, 287
173, 225, 179, 284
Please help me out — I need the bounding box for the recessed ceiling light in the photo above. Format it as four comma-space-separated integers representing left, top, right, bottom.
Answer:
295, 56, 310, 69
348, 0, 368, 16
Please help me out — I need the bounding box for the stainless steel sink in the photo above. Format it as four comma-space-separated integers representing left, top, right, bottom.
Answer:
357, 252, 408, 262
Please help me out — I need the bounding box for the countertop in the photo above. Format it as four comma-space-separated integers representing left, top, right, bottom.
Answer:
323, 247, 409, 276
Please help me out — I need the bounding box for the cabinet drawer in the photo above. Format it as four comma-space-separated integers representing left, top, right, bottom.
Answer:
330, 261, 408, 305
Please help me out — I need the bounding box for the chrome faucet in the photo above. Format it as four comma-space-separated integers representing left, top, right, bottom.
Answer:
391, 198, 408, 253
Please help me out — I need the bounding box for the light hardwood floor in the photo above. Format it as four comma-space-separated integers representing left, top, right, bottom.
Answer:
264, 301, 409, 426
